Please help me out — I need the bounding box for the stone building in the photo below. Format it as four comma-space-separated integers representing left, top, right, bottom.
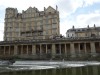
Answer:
2, 6, 100, 60
66, 25, 100, 38
4, 6, 60, 41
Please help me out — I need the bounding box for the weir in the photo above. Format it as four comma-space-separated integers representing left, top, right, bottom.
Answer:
0, 61, 100, 75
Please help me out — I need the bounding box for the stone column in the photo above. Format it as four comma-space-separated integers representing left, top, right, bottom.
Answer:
78, 43, 81, 57
40, 44, 42, 55
8, 46, 10, 55
59, 44, 62, 58
46, 44, 48, 54
65, 43, 67, 56
4, 46, 5, 55
32, 45, 36, 56
90, 42, 96, 56
70, 43, 75, 57
84, 43, 88, 56
0, 46, 1, 55
52, 44, 56, 58
59, 44, 61, 55
27, 45, 28, 55
14, 45, 17, 55
21, 45, 23, 55
84, 43, 87, 55
99, 42, 100, 47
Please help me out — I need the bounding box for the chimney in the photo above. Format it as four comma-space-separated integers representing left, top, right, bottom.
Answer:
44, 7, 46, 11
87, 25, 89, 28
94, 24, 96, 28
72, 25, 75, 29
56, 5, 58, 11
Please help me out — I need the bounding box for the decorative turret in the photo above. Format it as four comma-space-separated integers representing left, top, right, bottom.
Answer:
5, 7, 18, 18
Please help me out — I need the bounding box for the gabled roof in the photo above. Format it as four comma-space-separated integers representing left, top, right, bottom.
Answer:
24, 7, 38, 13
45, 6, 56, 12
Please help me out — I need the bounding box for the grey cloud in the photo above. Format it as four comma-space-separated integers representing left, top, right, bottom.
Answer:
57, 0, 73, 12
56, 0, 84, 19
0, 5, 5, 22
86, 16, 100, 25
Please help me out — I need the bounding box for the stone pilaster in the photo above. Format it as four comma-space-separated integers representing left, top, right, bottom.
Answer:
46, 44, 48, 54
70, 43, 75, 57
79, 43, 83, 57
59, 44, 61, 55
90, 42, 96, 56
84, 43, 86, 52
4, 46, 5, 55
40, 44, 42, 55
14, 45, 17, 55
32, 45, 36, 55
27, 45, 28, 55
78, 43, 81, 56
9, 46, 10, 55
84, 43, 87, 55
65, 43, 67, 56
52, 44, 56, 58
8, 46, 9, 55
21, 45, 23, 55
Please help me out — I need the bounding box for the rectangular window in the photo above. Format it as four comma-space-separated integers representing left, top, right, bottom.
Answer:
52, 19, 57, 23
52, 29, 57, 34
45, 19, 49, 24
52, 24, 57, 28
40, 20, 43, 24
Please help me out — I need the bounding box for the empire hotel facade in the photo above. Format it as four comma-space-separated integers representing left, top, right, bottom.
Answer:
4, 6, 60, 41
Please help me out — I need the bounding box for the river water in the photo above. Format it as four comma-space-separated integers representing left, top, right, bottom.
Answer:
0, 60, 100, 75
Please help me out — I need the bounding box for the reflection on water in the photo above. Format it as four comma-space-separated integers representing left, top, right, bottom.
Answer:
0, 61, 100, 75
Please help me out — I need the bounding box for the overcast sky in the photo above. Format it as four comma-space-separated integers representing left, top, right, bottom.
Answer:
0, 0, 100, 41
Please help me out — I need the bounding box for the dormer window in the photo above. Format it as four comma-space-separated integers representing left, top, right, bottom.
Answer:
49, 12, 51, 14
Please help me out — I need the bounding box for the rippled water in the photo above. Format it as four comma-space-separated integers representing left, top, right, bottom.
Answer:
0, 61, 100, 75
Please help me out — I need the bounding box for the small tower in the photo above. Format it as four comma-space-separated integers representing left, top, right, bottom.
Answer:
5, 7, 18, 18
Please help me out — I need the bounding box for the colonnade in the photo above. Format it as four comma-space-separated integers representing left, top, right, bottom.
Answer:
0, 41, 99, 58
